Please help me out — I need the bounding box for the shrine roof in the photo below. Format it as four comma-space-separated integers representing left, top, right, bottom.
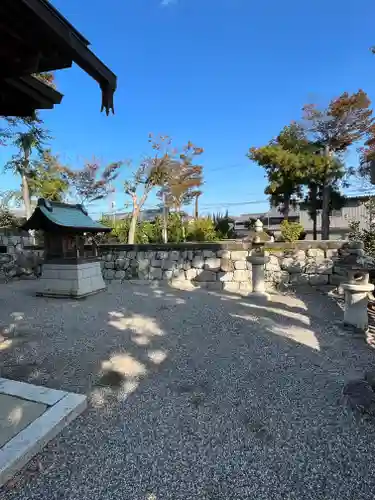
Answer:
22, 199, 111, 233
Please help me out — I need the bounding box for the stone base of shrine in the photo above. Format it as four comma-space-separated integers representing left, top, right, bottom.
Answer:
37, 260, 106, 298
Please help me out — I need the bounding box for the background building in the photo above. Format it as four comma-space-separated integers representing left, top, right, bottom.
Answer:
232, 194, 374, 240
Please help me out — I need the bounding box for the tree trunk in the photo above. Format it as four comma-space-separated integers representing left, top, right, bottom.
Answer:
21, 173, 32, 220
21, 146, 34, 242
181, 217, 186, 242
176, 204, 186, 242
309, 183, 318, 240
283, 195, 290, 221
128, 207, 139, 244
312, 211, 317, 241
162, 193, 168, 243
194, 195, 199, 219
321, 182, 331, 240
321, 146, 332, 241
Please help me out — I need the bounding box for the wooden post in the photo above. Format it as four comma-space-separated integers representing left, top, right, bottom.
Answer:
75, 235, 80, 259
92, 239, 98, 257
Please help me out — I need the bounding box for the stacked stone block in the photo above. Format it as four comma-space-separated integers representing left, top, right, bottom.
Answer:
265, 247, 337, 289
101, 248, 252, 292
0, 232, 33, 255
17, 237, 353, 294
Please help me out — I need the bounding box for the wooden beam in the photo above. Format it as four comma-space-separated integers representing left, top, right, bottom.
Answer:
5, 76, 63, 107
0, 52, 41, 77
0, 3, 73, 76
21, 0, 117, 107
0, 55, 73, 78
0, 74, 64, 116
20, 0, 90, 46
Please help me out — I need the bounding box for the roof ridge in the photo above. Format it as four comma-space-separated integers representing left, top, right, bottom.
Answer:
38, 199, 85, 209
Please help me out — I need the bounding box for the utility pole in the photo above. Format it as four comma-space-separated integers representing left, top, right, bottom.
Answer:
108, 181, 116, 225
194, 195, 199, 219
111, 200, 116, 225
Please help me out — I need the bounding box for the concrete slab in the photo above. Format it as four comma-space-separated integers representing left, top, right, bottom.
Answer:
0, 378, 87, 487
0, 378, 66, 406
0, 394, 47, 448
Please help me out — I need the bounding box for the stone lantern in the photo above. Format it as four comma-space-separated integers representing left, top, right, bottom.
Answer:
341, 259, 374, 332
246, 219, 271, 299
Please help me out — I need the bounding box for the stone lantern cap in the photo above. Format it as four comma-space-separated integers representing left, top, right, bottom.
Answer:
243, 219, 272, 245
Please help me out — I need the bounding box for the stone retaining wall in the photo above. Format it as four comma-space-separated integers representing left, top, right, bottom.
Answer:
21, 240, 362, 293
0, 228, 33, 255
90, 240, 350, 293
100, 247, 254, 293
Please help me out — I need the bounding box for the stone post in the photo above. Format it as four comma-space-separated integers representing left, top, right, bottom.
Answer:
341, 271, 374, 332
247, 219, 270, 299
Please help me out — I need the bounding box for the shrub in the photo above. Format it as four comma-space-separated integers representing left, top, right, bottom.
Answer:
136, 221, 156, 244
98, 214, 187, 244
99, 216, 147, 244
106, 217, 131, 243
348, 198, 375, 258
96, 214, 224, 244
280, 220, 304, 242
186, 217, 217, 242
348, 220, 375, 258
213, 212, 235, 239
167, 213, 185, 243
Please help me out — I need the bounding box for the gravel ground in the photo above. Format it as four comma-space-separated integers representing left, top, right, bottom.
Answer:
1, 281, 375, 499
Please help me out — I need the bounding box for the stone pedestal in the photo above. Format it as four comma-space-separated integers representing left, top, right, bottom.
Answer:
248, 254, 270, 299
341, 281, 374, 332
37, 260, 106, 298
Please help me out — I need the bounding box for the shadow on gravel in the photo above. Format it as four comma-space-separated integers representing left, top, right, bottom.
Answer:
1, 281, 375, 499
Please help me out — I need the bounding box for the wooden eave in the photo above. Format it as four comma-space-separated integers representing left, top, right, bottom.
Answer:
1, 0, 117, 115
0, 75, 63, 116
20, 0, 117, 114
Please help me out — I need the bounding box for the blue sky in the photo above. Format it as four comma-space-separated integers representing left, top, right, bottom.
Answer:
2, 0, 375, 216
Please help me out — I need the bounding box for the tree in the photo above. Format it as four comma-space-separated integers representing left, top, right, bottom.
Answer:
1, 73, 56, 145
162, 144, 203, 211
63, 160, 122, 205
303, 157, 346, 240
161, 161, 203, 213
27, 150, 70, 202
4, 121, 50, 219
358, 119, 375, 184
248, 123, 310, 219
303, 90, 374, 239
124, 136, 203, 244
0, 191, 20, 228
304, 182, 319, 240
158, 143, 203, 241
124, 135, 174, 244
249, 122, 344, 239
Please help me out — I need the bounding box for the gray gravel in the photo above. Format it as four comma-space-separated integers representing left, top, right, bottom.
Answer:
1, 281, 375, 499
